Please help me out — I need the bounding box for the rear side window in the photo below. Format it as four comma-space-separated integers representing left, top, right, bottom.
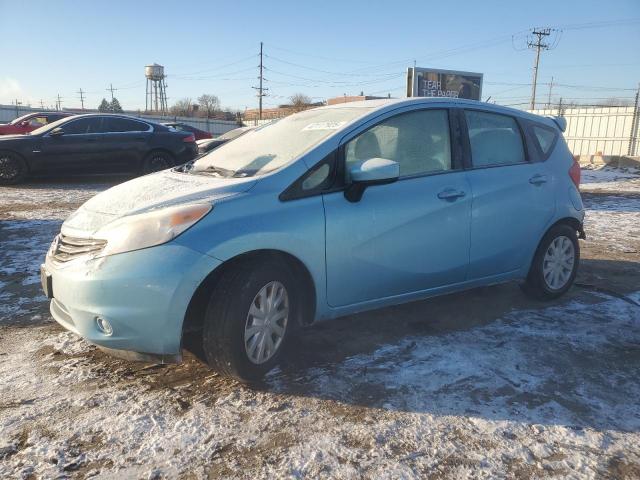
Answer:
465, 110, 526, 167
532, 125, 557, 156
105, 118, 150, 132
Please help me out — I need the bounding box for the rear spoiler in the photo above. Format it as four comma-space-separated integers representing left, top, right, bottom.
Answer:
548, 116, 567, 132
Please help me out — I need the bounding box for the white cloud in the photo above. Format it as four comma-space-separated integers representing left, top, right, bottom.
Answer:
0, 77, 24, 101
0, 77, 41, 107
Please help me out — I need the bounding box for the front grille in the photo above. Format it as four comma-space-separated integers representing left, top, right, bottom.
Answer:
52, 234, 107, 263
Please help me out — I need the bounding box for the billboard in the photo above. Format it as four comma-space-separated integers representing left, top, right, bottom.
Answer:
406, 67, 483, 101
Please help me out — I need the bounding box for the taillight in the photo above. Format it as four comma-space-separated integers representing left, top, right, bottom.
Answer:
569, 158, 581, 188
183, 134, 195, 143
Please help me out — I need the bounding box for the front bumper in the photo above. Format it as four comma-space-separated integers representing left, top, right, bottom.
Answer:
44, 242, 221, 358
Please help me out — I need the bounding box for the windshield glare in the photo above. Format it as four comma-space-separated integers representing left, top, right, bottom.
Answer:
192, 106, 375, 176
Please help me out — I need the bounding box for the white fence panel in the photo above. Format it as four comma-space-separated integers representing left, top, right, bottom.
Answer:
530, 106, 638, 157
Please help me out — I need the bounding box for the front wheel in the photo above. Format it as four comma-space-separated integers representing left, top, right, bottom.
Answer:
202, 259, 296, 382
0, 151, 28, 185
521, 224, 580, 300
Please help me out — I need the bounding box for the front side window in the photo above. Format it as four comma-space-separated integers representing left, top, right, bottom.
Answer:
60, 118, 103, 135
345, 109, 452, 179
465, 110, 526, 167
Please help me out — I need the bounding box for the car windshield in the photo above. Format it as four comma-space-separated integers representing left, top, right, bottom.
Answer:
29, 116, 74, 135
217, 127, 252, 141
9, 113, 34, 125
191, 106, 376, 177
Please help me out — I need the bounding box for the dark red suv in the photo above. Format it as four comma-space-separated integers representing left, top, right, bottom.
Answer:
0, 112, 75, 135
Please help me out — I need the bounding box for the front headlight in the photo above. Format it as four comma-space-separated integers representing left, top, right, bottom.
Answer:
94, 203, 212, 257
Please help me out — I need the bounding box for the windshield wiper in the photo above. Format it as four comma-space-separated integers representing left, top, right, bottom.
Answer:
196, 165, 237, 177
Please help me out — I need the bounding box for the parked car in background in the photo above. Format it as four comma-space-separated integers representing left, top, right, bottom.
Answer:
196, 126, 255, 154
41, 98, 584, 382
0, 114, 197, 184
0, 112, 75, 135
163, 122, 213, 140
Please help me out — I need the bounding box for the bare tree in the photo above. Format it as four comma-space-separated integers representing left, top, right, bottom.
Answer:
290, 93, 312, 112
170, 98, 193, 116
197, 94, 220, 118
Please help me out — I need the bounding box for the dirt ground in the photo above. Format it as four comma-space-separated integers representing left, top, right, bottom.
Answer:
1, 168, 639, 479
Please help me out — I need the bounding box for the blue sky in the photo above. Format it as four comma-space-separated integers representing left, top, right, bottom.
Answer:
1, 0, 638, 112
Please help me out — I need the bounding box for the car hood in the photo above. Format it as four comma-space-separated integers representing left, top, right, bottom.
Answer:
62, 169, 257, 236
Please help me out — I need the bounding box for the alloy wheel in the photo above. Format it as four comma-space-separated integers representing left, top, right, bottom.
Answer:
0, 156, 19, 180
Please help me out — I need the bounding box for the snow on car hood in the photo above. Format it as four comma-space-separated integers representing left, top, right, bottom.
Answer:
62, 169, 256, 236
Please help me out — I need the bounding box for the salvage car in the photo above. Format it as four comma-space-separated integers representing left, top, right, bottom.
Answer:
0, 114, 198, 184
0, 111, 74, 135
41, 98, 584, 381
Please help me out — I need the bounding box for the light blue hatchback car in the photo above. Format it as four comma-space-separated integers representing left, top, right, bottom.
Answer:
42, 98, 585, 381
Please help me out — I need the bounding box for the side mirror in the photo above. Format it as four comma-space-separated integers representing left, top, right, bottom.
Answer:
49, 127, 64, 137
345, 158, 399, 202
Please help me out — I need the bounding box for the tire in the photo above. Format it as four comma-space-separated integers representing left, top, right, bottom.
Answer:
142, 150, 174, 174
521, 224, 580, 300
202, 259, 297, 382
0, 151, 28, 185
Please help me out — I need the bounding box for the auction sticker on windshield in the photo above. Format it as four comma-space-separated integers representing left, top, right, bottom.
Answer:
302, 121, 346, 131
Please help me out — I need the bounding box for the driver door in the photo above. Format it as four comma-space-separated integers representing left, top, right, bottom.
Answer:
37, 117, 105, 174
322, 108, 472, 307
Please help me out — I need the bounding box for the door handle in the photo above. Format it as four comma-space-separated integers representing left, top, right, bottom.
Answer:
529, 174, 548, 185
437, 188, 466, 200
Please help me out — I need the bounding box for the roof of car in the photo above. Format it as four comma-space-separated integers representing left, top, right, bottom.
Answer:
320, 97, 557, 128
59, 113, 162, 122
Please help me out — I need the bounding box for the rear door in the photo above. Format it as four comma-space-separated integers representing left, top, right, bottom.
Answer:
37, 117, 105, 174
323, 107, 472, 307
101, 117, 152, 172
462, 109, 555, 279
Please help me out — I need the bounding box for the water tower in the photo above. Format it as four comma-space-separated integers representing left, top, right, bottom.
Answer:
145, 63, 168, 114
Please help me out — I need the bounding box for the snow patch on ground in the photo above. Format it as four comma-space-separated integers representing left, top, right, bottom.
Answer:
583, 195, 640, 253
1, 292, 639, 479
581, 165, 640, 194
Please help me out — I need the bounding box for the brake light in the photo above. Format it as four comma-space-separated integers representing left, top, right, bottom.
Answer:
569, 158, 581, 188
182, 134, 195, 143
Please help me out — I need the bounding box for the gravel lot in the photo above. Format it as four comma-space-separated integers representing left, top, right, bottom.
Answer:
1, 166, 639, 479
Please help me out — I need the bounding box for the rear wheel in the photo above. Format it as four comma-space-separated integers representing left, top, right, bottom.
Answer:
202, 259, 296, 382
521, 224, 579, 300
0, 151, 27, 185
142, 150, 174, 174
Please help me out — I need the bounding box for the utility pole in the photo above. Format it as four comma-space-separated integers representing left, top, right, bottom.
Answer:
547, 76, 554, 108
56, 94, 62, 111
107, 83, 117, 102
78, 88, 85, 110
13, 99, 22, 117
628, 83, 640, 156
527, 28, 554, 110
252, 42, 268, 121
40, 99, 45, 109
